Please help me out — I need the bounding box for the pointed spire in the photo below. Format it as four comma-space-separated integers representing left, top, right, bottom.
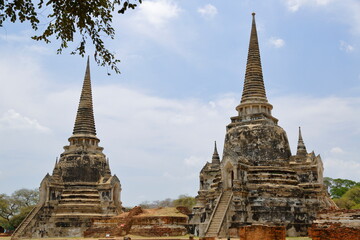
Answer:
233, 13, 277, 125
241, 13, 268, 104
72, 57, 97, 136
104, 158, 111, 180
52, 158, 61, 181
212, 141, 220, 165
297, 127, 307, 156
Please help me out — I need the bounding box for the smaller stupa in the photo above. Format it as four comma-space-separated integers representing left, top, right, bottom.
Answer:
12, 58, 122, 239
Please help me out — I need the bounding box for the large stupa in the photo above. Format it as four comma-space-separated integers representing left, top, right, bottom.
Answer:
190, 13, 335, 238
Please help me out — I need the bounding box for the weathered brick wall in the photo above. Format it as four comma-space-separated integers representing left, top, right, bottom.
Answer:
130, 225, 187, 237
308, 209, 360, 240
132, 216, 187, 225
239, 225, 286, 240
309, 223, 360, 240
85, 207, 188, 237
130, 216, 188, 236
84, 206, 143, 237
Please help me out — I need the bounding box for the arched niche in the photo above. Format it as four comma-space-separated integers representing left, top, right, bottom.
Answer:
223, 161, 234, 189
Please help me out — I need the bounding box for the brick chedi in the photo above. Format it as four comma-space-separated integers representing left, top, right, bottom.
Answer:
12, 58, 122, 239
190, 13, 336, 238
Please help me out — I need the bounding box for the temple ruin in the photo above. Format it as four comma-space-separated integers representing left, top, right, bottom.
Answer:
190, 13, 336, 238
11, 58, 122, 239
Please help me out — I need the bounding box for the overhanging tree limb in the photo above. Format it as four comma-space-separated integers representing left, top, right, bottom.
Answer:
0, 0, 142, 74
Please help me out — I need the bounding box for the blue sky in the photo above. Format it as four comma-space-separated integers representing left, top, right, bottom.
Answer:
0, 0, 360, 207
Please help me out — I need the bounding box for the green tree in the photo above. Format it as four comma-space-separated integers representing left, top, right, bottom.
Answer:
138, 195, 196, 209
343, 186, 360, 206
324, 177, 360, 199
351, 203, 360, 209
0, 194, 15, 223
8, 205, 34, 229
172, 195, 196, 209
139, 198, 173, 209
323, 177, 332, 191
0, 189, 39, 231
332, 186, 360, 209
333, 198, 356, 209
0, 0, 142, 74
11, 188, 39, 208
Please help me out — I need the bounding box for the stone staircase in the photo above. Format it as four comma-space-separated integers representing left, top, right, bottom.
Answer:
11, 205, 43, 240
205, 191, 232, 237
12, 184, 119, 239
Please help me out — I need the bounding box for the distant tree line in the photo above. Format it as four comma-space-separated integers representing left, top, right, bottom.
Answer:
138, 194, 196, 210
0, 189, 39, 232
324, 177, 360, 209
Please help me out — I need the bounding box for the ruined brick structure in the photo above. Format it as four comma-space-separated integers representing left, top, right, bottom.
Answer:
308, 209, 360, 240
190, 13, 335, 238
239, 225, 286, 240
84, 207, 189, 238
12, 59, 122, 239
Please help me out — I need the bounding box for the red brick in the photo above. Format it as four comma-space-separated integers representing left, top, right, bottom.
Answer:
239, 225, 286, 240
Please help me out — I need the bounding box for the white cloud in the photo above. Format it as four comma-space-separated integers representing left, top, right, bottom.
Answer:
198, 4, 218, 19
340, 40, 355, 52
284, 0, 360, 35
0, 109, 50, 132
324, 157, 360, 180
269, 37, 285, 48
330, 147, 344, 154
113, 0, 194, 59
284, 0, 335, 12
135, 0, 181, 28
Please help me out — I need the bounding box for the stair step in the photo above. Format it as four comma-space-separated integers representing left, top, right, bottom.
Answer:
60, 199, 100, 202
205, 191, 232, 237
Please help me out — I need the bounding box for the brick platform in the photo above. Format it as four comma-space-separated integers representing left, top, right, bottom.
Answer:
239, 225, 286, 240
308, 209, 360, 240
